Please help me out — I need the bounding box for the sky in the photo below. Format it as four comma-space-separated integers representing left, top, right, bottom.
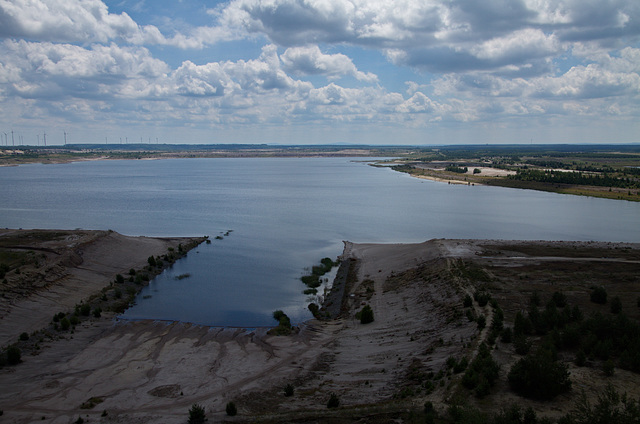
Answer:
0, 0, 639, 146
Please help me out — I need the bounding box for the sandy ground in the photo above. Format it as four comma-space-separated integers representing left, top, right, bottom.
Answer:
0, 230, 200, 348
1, 237, 639, 423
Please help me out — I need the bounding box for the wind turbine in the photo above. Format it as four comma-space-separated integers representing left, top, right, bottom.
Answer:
64, 131, 67, 145
11, 130, 14, 146
43, 132, 46, 146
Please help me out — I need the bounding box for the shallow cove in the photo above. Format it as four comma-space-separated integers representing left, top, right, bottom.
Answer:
1, 157, 639, 326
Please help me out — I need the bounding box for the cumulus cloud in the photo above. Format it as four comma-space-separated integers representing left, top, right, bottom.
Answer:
220, 0, 640, 76
281, 45, 377, 81
0, 0, 234, 48
0, 39, 169, 98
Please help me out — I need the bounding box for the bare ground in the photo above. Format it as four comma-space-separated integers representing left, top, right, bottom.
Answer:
1, 236, 639, 423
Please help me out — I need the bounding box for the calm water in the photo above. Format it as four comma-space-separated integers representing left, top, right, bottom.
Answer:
1, 158, 639, 326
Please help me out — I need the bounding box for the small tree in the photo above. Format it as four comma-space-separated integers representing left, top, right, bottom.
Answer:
225, 401, 237, 416
358, 305, 374, 324
284, 383, 294, 397
591, 286, 608, 304
610, 297, 622, 314
188, 403, 206, 424
327, 392, 340, 408
60, 317, 71, 331
7, 345, 21, 365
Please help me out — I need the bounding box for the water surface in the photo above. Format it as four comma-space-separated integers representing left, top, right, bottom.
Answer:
1, 158, 638, 326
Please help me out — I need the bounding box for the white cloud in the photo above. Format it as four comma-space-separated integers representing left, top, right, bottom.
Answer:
219, 0, 640, 76
0, 0, 236, 48
281, 45, 377, 81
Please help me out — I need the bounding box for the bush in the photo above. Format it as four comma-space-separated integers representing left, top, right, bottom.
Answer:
327, 392, 340, 408
284, 383, 294, 397
591, 286, 607, 304
514, 334, 531, 355
358, 305, 374, 324
462, 343, 500, 397
603, 359, 615, 376
508, 349, 571, 400
115, 274, 125, 284
476, 315, 486, 330
463, 294, 473, 308
7, 345, 21, 365
610, 296, 622, 314
60, 317, 71, 331
92, 307, 102, 318
501, 327, 513, 343
563, 385, 640, 424
188, 403, 206, 424
474, 290, 491, 307
225, 401, 237, 416
552, 291, 568, 307
80, 303, 91, 316
19, 332, 29, 341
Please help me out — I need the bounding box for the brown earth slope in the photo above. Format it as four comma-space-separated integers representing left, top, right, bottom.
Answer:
0, 237, 639, 423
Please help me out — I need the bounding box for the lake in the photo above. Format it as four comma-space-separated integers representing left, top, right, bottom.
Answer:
1, 157, 639, 326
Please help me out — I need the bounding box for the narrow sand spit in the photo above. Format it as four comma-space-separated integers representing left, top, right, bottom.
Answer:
1, 237, 639, 423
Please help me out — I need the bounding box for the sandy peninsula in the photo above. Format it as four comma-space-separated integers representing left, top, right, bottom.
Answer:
1, 235, 639, 423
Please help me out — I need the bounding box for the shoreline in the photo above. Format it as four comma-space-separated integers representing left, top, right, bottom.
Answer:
1, 236, 639, 423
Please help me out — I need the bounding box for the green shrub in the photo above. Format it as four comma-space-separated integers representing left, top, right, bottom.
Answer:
188, 403, 206, 424
147, 256, 156, 267
463, 294, 473, 308
225, 401, 237, 416
19, 332, 29, 341
462, 343, 500, 397
610, 296, 622, 314
115, 274, 125, 284
60, 317, 71, 331
327, 392, 340, 408
552, 291, 568, 307
358, 305, 374, 324
561, 384, 640, 424
474, 290, 491, 307
591, 286, 608, 304
508, 349, 571, 400
603, 359, 615, 376
92, 307, 102, 318
270, 310, 292, 335
501, 327, 513, 343
7, 345, 21, 365
308, 303, 320, 318
476, 315, 486, 330
284, 383, 294, 397
70, 315, 79, 326
80, 304, 91, 316
514, 334, 532, 355
514, 311, 533, 336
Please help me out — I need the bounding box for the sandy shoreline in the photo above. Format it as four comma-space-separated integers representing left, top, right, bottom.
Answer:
1, 236, 639, 423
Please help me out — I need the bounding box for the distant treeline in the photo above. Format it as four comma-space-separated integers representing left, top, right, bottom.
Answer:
509, 169, 639, 188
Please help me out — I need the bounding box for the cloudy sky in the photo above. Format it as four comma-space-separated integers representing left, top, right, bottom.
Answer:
1, 0, 639, 146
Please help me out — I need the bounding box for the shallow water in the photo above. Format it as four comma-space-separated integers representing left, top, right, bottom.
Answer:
1, 157, 638, 326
